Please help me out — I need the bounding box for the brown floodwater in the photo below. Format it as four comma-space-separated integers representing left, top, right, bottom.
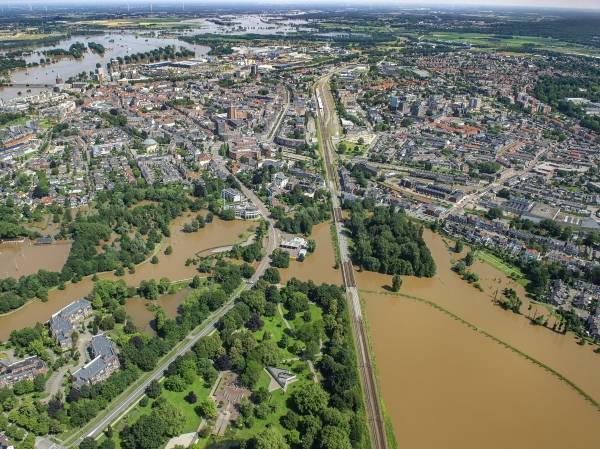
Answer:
0, 240, 72, 278
279, 221, 340, 285
0, 215, 251, 340
125, 288, 190, 335
361, 229, 600, 448
367, 293, 600, 449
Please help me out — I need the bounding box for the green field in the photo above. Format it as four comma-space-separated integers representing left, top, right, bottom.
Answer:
476, 250, 528, 287
426, 31, 600, 57
337, 139, 367, 156
162, 376, 211, 433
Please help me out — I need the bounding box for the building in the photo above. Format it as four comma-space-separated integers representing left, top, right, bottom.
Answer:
502, 197, 535, 215
143, 138, 158, 153
224, 203, 260, 220
280, 235, 309, 258
222, 188, 245, 203
72, 334, 120, 390
0, 356, 48, 389
50, 299, 93, 350
280, 236, 308, 251
0, 434, 14, 449
266, 366, 297, 391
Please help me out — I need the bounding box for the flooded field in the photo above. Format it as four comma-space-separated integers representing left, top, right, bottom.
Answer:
0, 214, 251, 340
0, 32, 210, 101
361, 229, 600, 448
279, 221, 340, 285
125, 288, 189, 335
0, 240, 71, 278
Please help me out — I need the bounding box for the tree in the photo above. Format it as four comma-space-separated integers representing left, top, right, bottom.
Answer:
251, 428, 289, 449
145, 380, 162, 399
318, 426, 353, 449
120, 414, 166, 449
485, 207, 503, 220
270, 249, 290, 268
263, 267, 281, 284
463, 251, 475, 267
79, 437, 98, 449
154, 399, 185, 437
391, 274, 402, 292
195, 399, 217, 419
291, 383, 329, 415
240, 360, 262, 388
185, 391, 198, 404
454, 240, 464, 253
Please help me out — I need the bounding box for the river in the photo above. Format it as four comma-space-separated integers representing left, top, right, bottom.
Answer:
361, 229, 600, 448
0, 214, 252, 340
0, 32, 210, 101
0, 14, 314, 102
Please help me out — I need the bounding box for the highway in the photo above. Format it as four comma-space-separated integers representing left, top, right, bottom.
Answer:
314, 73, 389, 449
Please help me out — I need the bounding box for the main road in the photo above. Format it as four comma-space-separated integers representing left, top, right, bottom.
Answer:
314, 73, 389, 449
61, 161, 279, 449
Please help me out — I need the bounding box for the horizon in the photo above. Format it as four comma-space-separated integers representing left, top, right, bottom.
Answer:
0, 1, 599, 12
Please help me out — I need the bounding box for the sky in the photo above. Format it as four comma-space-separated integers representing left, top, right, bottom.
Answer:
1, 0, 600, 10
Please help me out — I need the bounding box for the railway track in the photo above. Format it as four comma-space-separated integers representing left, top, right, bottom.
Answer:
315, 75, 389, 449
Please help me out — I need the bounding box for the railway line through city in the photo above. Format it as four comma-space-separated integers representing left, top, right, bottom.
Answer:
314, 73, 389, 449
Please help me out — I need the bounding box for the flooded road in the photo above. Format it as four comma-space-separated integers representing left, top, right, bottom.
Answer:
361, 229, 600, 448
0, 214, 251, 340
279, 221, 340, 285
0, 240, 71, 278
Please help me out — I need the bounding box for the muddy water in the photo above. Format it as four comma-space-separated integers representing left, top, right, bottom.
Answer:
125, 288, 189, 335
279, 221, 340, 285
0, 240, 71, 278
0, 215, 251, 340
367, 293, 600, 449
361, 229, 600, 448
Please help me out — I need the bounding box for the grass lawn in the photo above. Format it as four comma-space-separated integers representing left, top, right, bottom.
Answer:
337, 139, 367, 156
426, 31, 600, 57
291, 303, 323, 329
0, 115, 28, 128
231, 362, 313, 440
162, 376, 211, 433
256, 311, 296, 361
476, 250, 529, 287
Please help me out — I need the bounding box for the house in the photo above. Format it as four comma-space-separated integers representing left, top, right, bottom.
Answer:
0, 356, 48, 389
50, 299, 93, 350
280, 236, 308, 251
271, 172, 289, 190
143, 138, 158, 153
222, 188, 244, 203
0, 434, 14, 449
266, 366, 297, 391
72, 334, 120, 390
